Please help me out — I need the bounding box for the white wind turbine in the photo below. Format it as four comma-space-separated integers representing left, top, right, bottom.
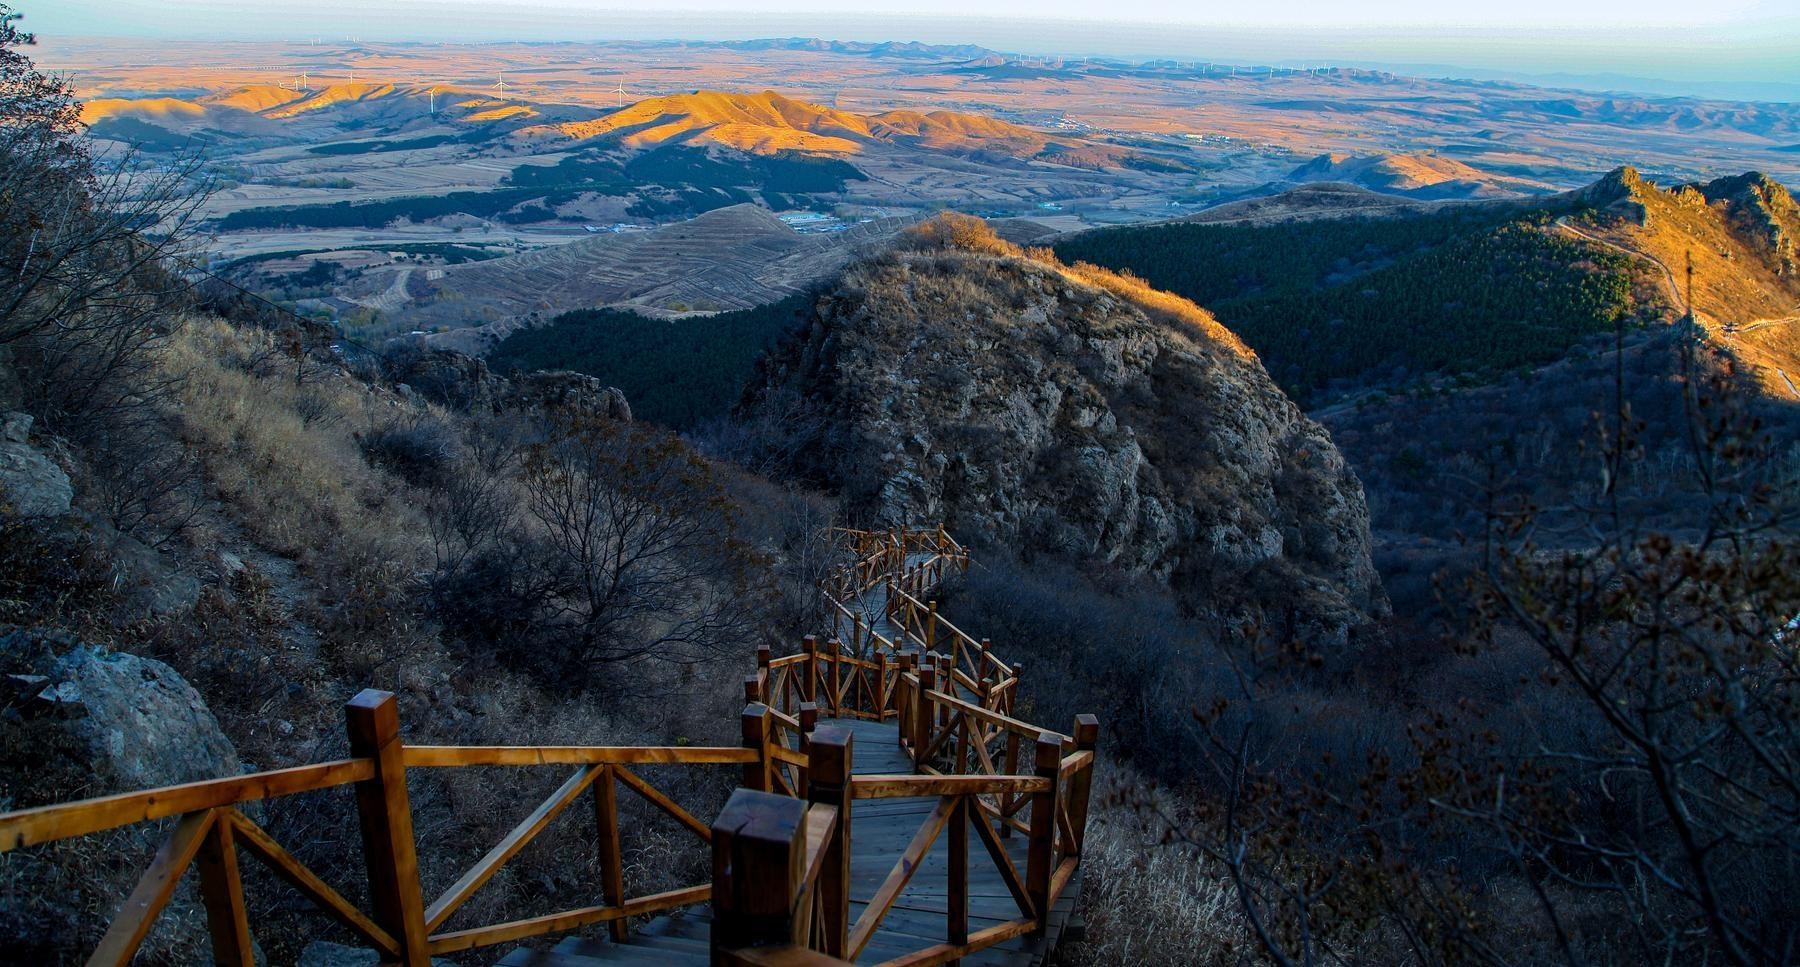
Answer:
613, 81, 626, 108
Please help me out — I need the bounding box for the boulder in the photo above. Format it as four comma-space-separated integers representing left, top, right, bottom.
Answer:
381, 341, 494, 411
0, 412, 72, 518
0, 629, 241, 792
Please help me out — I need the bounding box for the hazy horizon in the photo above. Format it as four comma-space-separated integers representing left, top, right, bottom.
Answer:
26, 3, 1800, 103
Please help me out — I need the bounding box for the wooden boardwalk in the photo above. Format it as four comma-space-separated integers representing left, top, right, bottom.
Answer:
498, 717, 1080, 967
1, 528, 1097, 967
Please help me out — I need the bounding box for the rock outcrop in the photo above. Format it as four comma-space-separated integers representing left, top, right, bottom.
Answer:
0, 412, 73, 518
381, 342, 631, 420
746, 244, 1386, 644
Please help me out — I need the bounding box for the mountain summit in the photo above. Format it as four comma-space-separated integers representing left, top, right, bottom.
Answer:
744, 217, 1387, 644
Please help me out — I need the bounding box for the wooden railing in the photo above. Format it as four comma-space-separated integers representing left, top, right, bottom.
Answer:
0, 527, 1098, 967
711, 721, 1098, 967
0, 689, 759, 965
719, 529, 1100, 966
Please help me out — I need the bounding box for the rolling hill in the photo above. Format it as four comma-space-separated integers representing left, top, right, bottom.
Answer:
1055, 167, 1800, 403
1288, 152, 1554, 199
525, 89, 1139, 168
78, 82, 571, 142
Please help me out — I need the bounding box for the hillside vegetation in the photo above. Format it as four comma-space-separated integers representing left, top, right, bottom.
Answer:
1057, 167, 1800, 404
1055, 201, 1646, 402
489, 293, 815, 429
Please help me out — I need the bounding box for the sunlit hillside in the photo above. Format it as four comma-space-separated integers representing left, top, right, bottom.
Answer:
531, 89, 1115, 165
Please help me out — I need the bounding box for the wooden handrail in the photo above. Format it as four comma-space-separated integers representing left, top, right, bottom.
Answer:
0, 759, 374, 850
918, 683, 1074, 745
402, 745, 758, 767
849, 774, 1051, 798
424, 765, 602, 931
6, 689, 771, 965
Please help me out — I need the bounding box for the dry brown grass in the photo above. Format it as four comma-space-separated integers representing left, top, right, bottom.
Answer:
161, 315, 432, 566
1028, 248, 1258, 359
903, 213, 1258, 359
1053, 794, 1242, 966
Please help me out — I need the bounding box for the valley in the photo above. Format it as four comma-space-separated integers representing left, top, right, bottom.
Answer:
36, 36, 1800, 344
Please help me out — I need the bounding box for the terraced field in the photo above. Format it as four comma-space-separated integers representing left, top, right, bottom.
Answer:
349, 204, 917, 338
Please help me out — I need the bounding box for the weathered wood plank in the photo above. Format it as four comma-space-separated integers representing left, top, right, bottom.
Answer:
848, 796, 954, 960
850, 776, 1048, 799
432, 884, 710, 954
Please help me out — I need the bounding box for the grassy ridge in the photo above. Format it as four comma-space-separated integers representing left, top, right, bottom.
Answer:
1053, 207, 1638, 402
488, 293, 814, 429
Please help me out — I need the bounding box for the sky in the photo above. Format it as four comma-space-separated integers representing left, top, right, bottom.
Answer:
25, 1, 1800, 100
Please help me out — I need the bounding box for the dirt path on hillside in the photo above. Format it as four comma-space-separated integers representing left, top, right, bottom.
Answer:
1553, 215, 1684, 312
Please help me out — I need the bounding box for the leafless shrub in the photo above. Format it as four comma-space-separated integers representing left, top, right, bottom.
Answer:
359, 414, 460, 489
899, 212, 1022, 257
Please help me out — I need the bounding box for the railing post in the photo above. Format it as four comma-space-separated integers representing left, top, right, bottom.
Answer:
741, 703, 773, 793
926, 600, 938, 653
1069, 715, 1099, 856
825, 638, 842, 715
1025, 732, 1062, 935
948, 796, 969, 963
1000, 731, 1022, 838
743, 673, 763, 706
872, 650, 888, 718
756, 644, 771, 693
798, 702, 819, 797
594, 765, 629, 942
711, 789, 807, 963
936, 654, 954, 727
895, 653, 915, 752
808, 725, 854, 958
344, 690, 431, 966
914, 664, 936, 772
803, 635, 819, 705
195, 811, 253, 966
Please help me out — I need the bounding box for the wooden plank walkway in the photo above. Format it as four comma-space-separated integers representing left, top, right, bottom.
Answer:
497, 717, 1080, 967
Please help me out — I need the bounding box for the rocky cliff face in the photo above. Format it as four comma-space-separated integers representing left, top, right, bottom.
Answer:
747, 245, 1386, 644
381, 341, 633, 420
